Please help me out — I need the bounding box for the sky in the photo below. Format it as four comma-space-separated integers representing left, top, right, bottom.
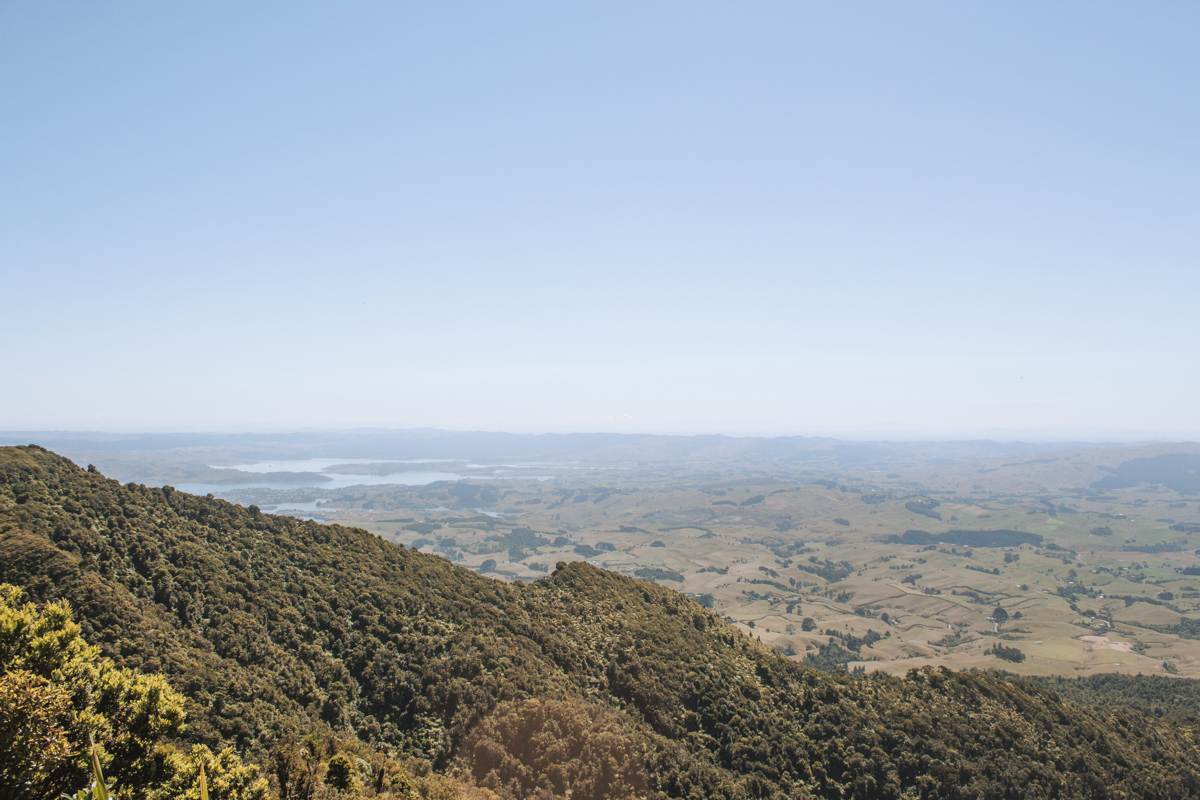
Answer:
2, 2, 1197, 440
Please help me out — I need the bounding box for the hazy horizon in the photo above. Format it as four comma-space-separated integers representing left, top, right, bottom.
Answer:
1, 424, 1195, 446
3, 3, 1197, 439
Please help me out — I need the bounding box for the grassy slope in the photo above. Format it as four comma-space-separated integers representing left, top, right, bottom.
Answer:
2, 445, 1199, 799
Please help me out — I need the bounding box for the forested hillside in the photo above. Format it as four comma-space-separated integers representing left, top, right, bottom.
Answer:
3, 445, 1200, 799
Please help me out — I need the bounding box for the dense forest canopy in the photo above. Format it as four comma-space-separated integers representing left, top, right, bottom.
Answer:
3, 445, 1200, 799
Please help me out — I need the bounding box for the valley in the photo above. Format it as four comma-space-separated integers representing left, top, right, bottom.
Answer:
19, 431, 1200, 680
291, 455, 1200, 678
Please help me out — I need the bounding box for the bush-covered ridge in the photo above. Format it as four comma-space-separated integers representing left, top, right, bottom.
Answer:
0, 582, 497, 800
3, 445, 1200, 799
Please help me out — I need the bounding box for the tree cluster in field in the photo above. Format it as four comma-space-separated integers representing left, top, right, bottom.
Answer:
986, 644, 1026, 663
4, 445, 1200, 799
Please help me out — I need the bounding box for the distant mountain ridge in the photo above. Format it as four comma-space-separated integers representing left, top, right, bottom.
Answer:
1092, 453, 1200, 494
0, 428, 1099, 471
2, 445, 1199, 799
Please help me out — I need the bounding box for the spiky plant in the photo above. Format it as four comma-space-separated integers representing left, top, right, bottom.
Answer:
62, 738, 111, 800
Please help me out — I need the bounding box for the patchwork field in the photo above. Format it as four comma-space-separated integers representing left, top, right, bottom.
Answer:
210, 444, 1200, 677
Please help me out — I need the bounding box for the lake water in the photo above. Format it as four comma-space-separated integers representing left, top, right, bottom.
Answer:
177, 457, 470, 494
223, 458, 461, 473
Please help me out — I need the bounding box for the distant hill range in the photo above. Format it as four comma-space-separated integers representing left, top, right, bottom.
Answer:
1092, 453, 1200, 494
0, 428, 1136, 475
3, 429, 1197, 496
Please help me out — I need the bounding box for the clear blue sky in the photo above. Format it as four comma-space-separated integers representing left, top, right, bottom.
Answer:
2, 2, 1197, 439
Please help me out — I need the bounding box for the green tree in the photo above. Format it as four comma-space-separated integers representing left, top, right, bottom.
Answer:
146, 745, 269, 800
992, 606, 1009, 628
325, 752, 360, 793
0, 584, 266, 800
0, 583, 186, 798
